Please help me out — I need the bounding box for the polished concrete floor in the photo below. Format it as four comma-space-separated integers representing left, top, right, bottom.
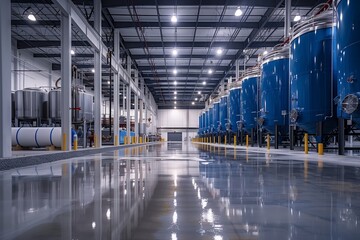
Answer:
0, 142, 360, 240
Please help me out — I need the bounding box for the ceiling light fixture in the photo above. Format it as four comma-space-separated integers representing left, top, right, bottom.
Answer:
71, 49, 75, 55
174, 81, 177, 85
192, 102, 195, 105
195, 98, 198, 101
172, 49, 178, 57
174, 107, 177, 109
173, 69, 178, 75
91, 69, 95, 73
235, 7, 243, 17
263, 50, 268, 55
208, 69, 213, 75
174, 101, 177, 104
198, 91, 201, 95
174, 96, 177, 99
216, 48, 223, 56
174, 91, 177, 95
203, 81, 206, 85
107, 81, 110, 84
27, 13, 36, 22
171, 14, 178, 23
294, 15, 302, 22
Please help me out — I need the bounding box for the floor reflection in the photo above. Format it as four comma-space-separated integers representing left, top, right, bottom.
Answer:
0, 143, 360, 239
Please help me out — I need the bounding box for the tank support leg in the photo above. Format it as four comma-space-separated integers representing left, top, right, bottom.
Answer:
275, 124, 279, 149
258, 129, 262, 148
338, 118, 345, 155
316, 121, 323, 152
290, 126, 295, 150
240, 130, 243, 146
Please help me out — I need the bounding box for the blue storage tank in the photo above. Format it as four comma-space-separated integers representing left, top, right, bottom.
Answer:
209, 106, 214, 133
212, 101, 220, 133
259, 45, 289, 134
219, 95, 228, 133
336, 0, 360, 124
205, 109, 209, 133
228, 84, 241, 133
198, 114, 202, 135
290, 11, 336, 134
201, 111, 206, 135
241, 68, 260, 134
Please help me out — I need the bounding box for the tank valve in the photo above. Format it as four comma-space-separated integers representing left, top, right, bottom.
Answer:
290, 109, 298, 123
342, 94, 360, 114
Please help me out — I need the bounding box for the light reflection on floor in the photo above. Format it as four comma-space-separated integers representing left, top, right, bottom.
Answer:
0, 143, 360, 240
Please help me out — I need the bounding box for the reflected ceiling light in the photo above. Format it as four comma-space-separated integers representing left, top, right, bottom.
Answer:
173, 69, 178, 75
195, 98, 198, 101
172, 49, 178, 56
171, 14, 178, 23
91, 69, 95, 73
235, 7, 243, 17
294, 15, 302, 22
70, 49, 75, 55
174, 91, 177, 95
192, 102, 195, 105
202, 81, 206, 85
208, 69, 213, 74
216, 48, 223, 56
174, 81, 177, 85
198, 91, 201, 95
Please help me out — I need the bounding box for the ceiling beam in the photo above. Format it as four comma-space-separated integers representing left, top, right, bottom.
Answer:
132, 54, 237, 60
114, 21, 284, 28
138, 65, 229, 71
141, 73, 224, 78
34, 53, 94, 58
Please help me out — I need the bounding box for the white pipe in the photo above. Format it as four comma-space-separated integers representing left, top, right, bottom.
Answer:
12, 127, 62, 148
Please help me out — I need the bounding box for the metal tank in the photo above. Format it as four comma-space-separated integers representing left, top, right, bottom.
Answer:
259, 45, 290, 134
228, 82, 241, 134
205, 109, 209, 133
208, 105, 214, 133
15, 88, 48, 121
289, 10, 336, 134
219, 94, 228, 133
198, 114, 202, 135
72, 87, 94, 122
201, 111, 206, 135
212, 100, 220, 134
48, 88, 61, 121
240, 68, 260, 134
336, 0, 360, 124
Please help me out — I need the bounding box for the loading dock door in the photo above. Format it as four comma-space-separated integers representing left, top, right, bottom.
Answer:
167, 132, 182, 141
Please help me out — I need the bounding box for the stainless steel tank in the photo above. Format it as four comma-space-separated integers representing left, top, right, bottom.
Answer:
72, 87, 94, 122
15, 88, 47, 120
48, 88, 61, 121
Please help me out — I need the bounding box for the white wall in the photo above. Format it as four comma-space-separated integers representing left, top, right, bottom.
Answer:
157, 109, 201, 141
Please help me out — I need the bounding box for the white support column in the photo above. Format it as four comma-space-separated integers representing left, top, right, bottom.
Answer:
126, 86, 131, 138
94, 0, 102, 147
61, 12, 72, 151
0, 0, 11, 157
285, 0, 291, 38
235, 59, 240, 81
134, 70, 139, 141
139, 99, 143, 136
113, 30, 120, 145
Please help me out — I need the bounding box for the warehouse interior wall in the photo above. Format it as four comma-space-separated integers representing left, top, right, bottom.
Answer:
157, 109, 201, 141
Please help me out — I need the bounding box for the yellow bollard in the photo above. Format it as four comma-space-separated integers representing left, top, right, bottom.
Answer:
210, 137, 212, 143
304, 133, 309, 154
213, 136, 216, 143
318, 143, 324, 155
74, 135, 78, 151
139, 137, 143, 144
234, 136, 237, 146
225, 135, 227, 145
267, 134, 270, 150
246, 135, 249, 148
218, 136, 220, 144
62, 133, 67, 151
94, 135, 98, 148
114, 135, 119, 146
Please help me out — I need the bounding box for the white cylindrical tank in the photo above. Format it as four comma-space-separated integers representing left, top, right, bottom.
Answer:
12, 127, 62, 148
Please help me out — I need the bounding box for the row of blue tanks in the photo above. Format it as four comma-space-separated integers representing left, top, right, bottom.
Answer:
198, 1, 360, 146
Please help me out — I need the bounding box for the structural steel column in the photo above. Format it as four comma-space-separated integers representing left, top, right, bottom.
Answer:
0, 0, 12, 157
139, 99, 143, 135
134, 70, 139, 141
61, 12, 72, 151
94, 0, 102, 147
285, 0, 291, 38
126, 55, 131, 138
113, 30, 120, 145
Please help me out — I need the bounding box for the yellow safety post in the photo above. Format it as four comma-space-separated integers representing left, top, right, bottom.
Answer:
74, 134, 78, 151
246, 135, 249, 148
267, 134, 270, 150
218, 136, 220, 144
318, 143, 324, 155
114, 135, 119, 146
234, 136, 237, 146
62, 133, 67, 151
304, 133, 309, 154
225, 136, 227, 145
94, 135, 98, 148
213, 136, 216, 143
139, 137, 143, 143
210, 137, 212, 143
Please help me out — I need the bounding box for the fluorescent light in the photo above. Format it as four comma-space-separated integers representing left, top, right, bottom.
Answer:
198, 91, 201, 95
202, 81, 206, 85
91, 69, 95, 73
171, 15, 178, 23
174, 91, 177, 95
173, 69, 177, 75
208, 69, 213, 74
235, 7, 243, 17
70, 49, 75, 55
294, 15, 301, 22
172, 49, 178, 56
27, 14, 36, 22
216, 48, 223, 55
174, 81, 177, 85
192, 102, 195, 105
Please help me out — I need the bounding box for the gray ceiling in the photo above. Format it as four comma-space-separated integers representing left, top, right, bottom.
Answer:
10, 0, 326, 109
